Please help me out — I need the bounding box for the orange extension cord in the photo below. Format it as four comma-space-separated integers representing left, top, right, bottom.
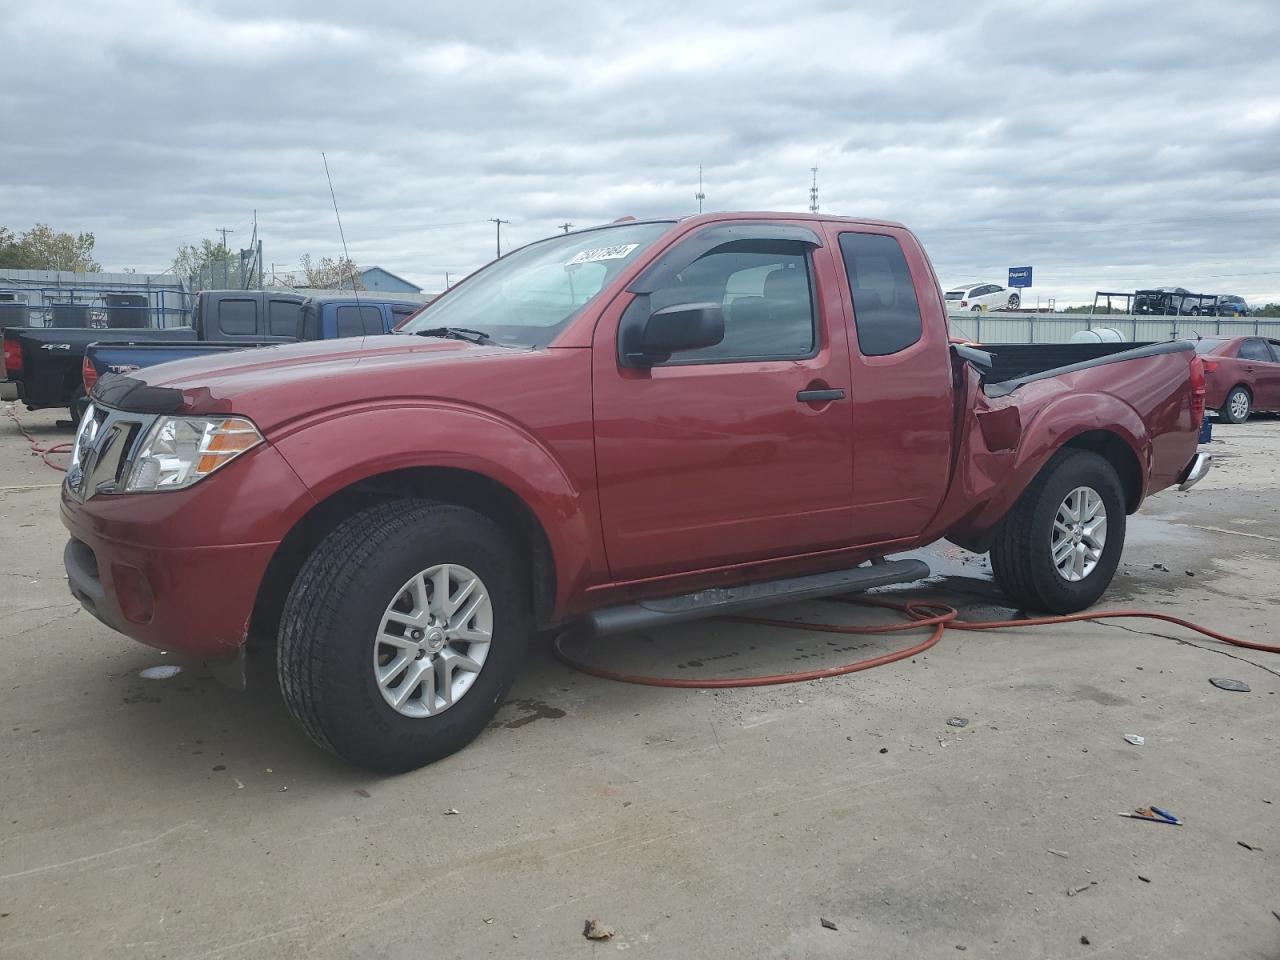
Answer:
553, 595, 1280, 688
7, 405, 72, 472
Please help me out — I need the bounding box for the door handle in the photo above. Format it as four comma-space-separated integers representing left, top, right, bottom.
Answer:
796, 388, 846, 403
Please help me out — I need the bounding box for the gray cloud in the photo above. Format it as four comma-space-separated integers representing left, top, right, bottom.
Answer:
2, 0, 1277, 304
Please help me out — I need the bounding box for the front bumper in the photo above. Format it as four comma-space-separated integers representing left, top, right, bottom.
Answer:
1178, 452, 1212, 491
63, 530, 279, 660
59, 411, 315, 659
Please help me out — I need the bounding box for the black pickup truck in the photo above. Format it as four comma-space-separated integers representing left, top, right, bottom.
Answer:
1, 290, 306, 419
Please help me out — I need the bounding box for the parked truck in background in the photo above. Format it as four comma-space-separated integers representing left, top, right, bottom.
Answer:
82, 297, 424, 394
60, 212, 1210, 772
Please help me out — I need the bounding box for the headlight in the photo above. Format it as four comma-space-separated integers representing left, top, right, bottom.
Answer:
124, 416, 263, 492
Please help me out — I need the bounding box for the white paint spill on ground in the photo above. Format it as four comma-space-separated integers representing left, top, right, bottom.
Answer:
139, 665, 183, 680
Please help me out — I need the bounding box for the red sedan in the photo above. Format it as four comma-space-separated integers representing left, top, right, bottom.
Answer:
1196, 336, 1280, 422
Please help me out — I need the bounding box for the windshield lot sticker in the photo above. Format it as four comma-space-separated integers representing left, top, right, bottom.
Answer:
566, 243, 639, 265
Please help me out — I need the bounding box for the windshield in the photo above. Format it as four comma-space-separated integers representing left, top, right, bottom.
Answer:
401, 221, 673, 346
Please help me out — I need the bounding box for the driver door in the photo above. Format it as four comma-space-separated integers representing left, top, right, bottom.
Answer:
591, 225, 856, 581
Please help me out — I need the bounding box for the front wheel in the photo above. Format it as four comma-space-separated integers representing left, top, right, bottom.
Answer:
1221, 386, 1251, 423
989, 449, 1126, 613
277, 500, 529, 772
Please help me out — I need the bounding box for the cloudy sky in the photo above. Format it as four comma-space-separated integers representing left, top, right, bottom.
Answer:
3, 0, 1278, 304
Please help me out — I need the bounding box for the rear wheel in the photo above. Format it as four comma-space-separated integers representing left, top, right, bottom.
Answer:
1007, 293, 1020, 309
1221, 386, 1251, 423
277, 500, 529, 772
989, 450, 1126, 613
971, 305, 982, 312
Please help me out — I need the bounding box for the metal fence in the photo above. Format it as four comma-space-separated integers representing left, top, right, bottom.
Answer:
948, 312, 1280, 344
0, 270, 193, 329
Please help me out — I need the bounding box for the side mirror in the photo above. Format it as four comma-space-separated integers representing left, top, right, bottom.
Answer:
621, 301, 724, 367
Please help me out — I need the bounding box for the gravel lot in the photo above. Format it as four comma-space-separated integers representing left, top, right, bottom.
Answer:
1, 405, 1277, 959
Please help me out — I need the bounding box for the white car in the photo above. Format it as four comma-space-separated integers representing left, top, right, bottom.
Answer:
944, 281, 1021, 312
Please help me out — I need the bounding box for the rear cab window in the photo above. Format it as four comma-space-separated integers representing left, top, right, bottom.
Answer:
268, 299, 302, 338
336, 305, 387, 338
838, 232, 923, 356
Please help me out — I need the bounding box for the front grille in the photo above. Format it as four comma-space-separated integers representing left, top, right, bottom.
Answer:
65, 405, 156, 501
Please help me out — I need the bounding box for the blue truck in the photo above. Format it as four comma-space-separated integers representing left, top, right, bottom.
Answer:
81, 296, 424, 407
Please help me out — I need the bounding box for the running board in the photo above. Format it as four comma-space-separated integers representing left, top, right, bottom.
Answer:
586, 558, 930, 637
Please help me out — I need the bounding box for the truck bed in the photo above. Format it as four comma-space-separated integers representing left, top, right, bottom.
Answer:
979, 340, 1183, 396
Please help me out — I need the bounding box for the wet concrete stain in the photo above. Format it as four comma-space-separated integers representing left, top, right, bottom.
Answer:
1071, 684, 1131, 706
494, 698, 566, 728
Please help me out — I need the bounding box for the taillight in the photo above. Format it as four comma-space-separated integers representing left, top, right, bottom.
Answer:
82, 355, 98, 394
959, 301, 968, 308
1201, 359, 1219, 374
1189, 354, 1206, 427
2, 337, 21, 377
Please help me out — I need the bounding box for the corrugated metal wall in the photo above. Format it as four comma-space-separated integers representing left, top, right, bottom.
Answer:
948, 312, 1280, 344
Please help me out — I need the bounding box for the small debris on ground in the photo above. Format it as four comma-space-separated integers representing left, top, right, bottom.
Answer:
1067, 882, 1097, 896
820, 918, 838, 931
212, 764, 226, 771
947, 717, 969, 728
483, 917, 494, 924
1123, 734, 1145, 746
879, 747, 888, 754
1152, 563, 1168, 571
1138, 876, 1151, 883
139, 665, 182, 680
583, 919, 614, 940
955, 945, 966, 951
1272, 910, 1280, 923
354, 788, 370, 798
1185, 569, 1195, 577
444, 808, 460, 815
1209, 677, 1251, 692
1238, 841, 1259, 851
1081, 935, 1091, 945
1048, 849, 1069, 859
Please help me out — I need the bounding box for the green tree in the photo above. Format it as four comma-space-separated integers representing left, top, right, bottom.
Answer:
1253, 302, 1280, 318
172, 238, 243, 291
294, 253, 364, 290
0, 224, 101, 271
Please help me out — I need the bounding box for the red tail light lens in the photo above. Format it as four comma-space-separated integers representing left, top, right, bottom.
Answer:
2, 338, 21, 377
1189, 354, 1206, 426
959, 301, 968, 308
1201, 359, 1219, 373
82, 355, 98, 394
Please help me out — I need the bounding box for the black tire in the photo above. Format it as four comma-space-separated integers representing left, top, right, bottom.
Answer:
1007, 294, 1020, 309
1220, 385, 1251, 424
277, 499, 529, 773
989, 449, 1126, 614
971, 305, 982, 312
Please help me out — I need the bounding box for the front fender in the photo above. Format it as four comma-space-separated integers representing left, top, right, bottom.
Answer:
270, 400, 599, 614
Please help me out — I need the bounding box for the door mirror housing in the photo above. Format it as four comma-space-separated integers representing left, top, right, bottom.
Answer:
620, 301, 724, 367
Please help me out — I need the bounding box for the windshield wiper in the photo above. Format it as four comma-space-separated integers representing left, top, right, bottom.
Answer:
412, 326, 498, 346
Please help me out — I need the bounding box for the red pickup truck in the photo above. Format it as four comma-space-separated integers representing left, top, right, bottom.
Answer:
62, 213, 1210, 771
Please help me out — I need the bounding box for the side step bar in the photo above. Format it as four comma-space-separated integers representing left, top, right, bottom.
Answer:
586, 558, 930, 637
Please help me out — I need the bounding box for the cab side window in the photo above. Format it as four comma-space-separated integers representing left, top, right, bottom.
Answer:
649, 241, 816, 363
838, 232, 923, 356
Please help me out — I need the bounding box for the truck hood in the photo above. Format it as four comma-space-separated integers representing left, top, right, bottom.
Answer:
105, 334, 537, 432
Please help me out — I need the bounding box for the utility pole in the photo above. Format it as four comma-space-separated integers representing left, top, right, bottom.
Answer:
488, 218, 511, 258
808, 167, 819, 214
216, 227, 234, 287
695, 164, 706, 214
558, 222, 574, 234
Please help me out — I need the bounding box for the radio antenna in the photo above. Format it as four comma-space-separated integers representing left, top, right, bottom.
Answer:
322, 152, 361, 305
